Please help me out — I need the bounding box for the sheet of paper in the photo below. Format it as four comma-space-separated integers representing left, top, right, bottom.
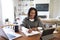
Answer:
53, 31, 58, 33
21, 27, 40, 36
38, 27, 42, 30
23, 31, 40, 36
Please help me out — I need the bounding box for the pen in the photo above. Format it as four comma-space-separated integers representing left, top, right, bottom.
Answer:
29, 25, 31, 29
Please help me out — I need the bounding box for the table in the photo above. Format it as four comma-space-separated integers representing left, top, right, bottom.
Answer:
0, 36, 7, 40
14, 31, 40, 40
1, 31, 60, 40
0, 31, 40, 40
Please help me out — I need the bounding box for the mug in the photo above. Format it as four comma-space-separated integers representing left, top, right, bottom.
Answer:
13, 25, 19, 32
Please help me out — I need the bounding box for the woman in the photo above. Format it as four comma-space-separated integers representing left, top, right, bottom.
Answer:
21, 7, 44, 33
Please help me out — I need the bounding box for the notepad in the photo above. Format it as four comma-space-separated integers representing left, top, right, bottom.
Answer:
21, 27, 40, 36
53, 31, 58, 33
23, 31, 40, 36
38, 27, 42, 30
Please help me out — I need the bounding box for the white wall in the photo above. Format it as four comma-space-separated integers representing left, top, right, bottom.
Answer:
35, 0, 50, 3
50, 0, 60, 18
34, 0, 50, 19
54, 0, 60, 18
0, 0, 3, 25
1, 0, 14, 24
14, 0, 50, 19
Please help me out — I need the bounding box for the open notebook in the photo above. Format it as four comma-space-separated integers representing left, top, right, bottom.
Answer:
1, 27, 22, 40
21, 27, 40, 36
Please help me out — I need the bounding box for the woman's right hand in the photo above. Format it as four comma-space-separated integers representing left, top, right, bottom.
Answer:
32, 28, 38, 31
28, 29, 32, 33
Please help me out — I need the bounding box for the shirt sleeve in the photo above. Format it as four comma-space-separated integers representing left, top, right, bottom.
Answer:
20, 18, 27, 28
38, 18, 44, 27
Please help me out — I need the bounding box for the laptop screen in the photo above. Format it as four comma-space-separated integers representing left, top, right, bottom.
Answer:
42, 28, 55, 36
0, 28, 8, 39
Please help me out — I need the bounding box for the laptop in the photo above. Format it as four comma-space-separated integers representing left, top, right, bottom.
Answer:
42, 28, 55, 36
0, 28, 22, 40
0, 28, 8, 39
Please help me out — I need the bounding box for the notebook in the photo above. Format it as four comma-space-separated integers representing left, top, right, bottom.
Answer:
21, 27, 40, 36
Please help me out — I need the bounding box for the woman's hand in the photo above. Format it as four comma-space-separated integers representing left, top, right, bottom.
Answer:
28, 27, 38, 33
32, 28, 38, 31
28, 29, 32, 33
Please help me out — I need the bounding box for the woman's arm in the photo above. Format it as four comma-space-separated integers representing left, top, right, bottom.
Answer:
38, 18, 44, 30
20, 18, 27, 28
21, 18, 33, 33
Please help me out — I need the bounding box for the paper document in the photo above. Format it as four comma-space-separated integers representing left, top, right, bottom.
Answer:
22, 31, 40, 36
21, 27, 40, 36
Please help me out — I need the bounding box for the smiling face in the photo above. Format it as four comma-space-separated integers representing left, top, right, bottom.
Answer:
29, 10, 36, 19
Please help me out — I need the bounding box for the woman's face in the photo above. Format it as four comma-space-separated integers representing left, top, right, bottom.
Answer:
29, 10, 36, 19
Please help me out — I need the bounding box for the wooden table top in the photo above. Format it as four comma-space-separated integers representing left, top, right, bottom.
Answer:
1, 32, 60, 40
14, 31, 40, 40
0, 31, 40, 40
0, 28, 60, 40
